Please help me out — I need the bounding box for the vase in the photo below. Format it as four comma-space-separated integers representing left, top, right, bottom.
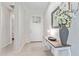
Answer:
59, 24, 69, 46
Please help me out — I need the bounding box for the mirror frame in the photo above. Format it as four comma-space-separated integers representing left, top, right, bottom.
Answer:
51, 6, 60, 28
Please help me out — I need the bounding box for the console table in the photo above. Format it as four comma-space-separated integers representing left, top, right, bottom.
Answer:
43, 36, 71, 56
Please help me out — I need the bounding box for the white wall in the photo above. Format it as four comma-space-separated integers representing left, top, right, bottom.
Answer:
68, 3, 79, 56
14, 3, 30, 51
0, 3, 11, 48
43, 2, 61, 38
23, 5, 30, 43
0, 3, 2, 48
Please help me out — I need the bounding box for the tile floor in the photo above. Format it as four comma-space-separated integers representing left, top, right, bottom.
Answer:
0, 41, 52, 56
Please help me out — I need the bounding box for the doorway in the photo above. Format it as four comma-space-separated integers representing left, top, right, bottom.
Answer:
10, 5, 15, 43
30, 15, 43, 42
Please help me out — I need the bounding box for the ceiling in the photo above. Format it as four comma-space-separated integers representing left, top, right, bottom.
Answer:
23, 2, 49, 14
3, 2, 49, 14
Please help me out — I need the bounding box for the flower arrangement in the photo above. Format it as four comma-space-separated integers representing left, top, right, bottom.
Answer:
54, 8, 72, 28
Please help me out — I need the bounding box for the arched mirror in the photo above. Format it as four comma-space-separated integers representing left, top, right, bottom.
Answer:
51, 6, 60, 28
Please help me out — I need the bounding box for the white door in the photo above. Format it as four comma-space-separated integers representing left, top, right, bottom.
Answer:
30, 16, 43, 41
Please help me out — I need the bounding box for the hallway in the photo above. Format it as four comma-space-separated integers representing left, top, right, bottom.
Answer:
0, 42, 52, 56
0, 2, 52, 56
0, 2, 77, 56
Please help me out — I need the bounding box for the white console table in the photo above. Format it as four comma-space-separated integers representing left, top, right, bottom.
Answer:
43, 36, 71, 56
